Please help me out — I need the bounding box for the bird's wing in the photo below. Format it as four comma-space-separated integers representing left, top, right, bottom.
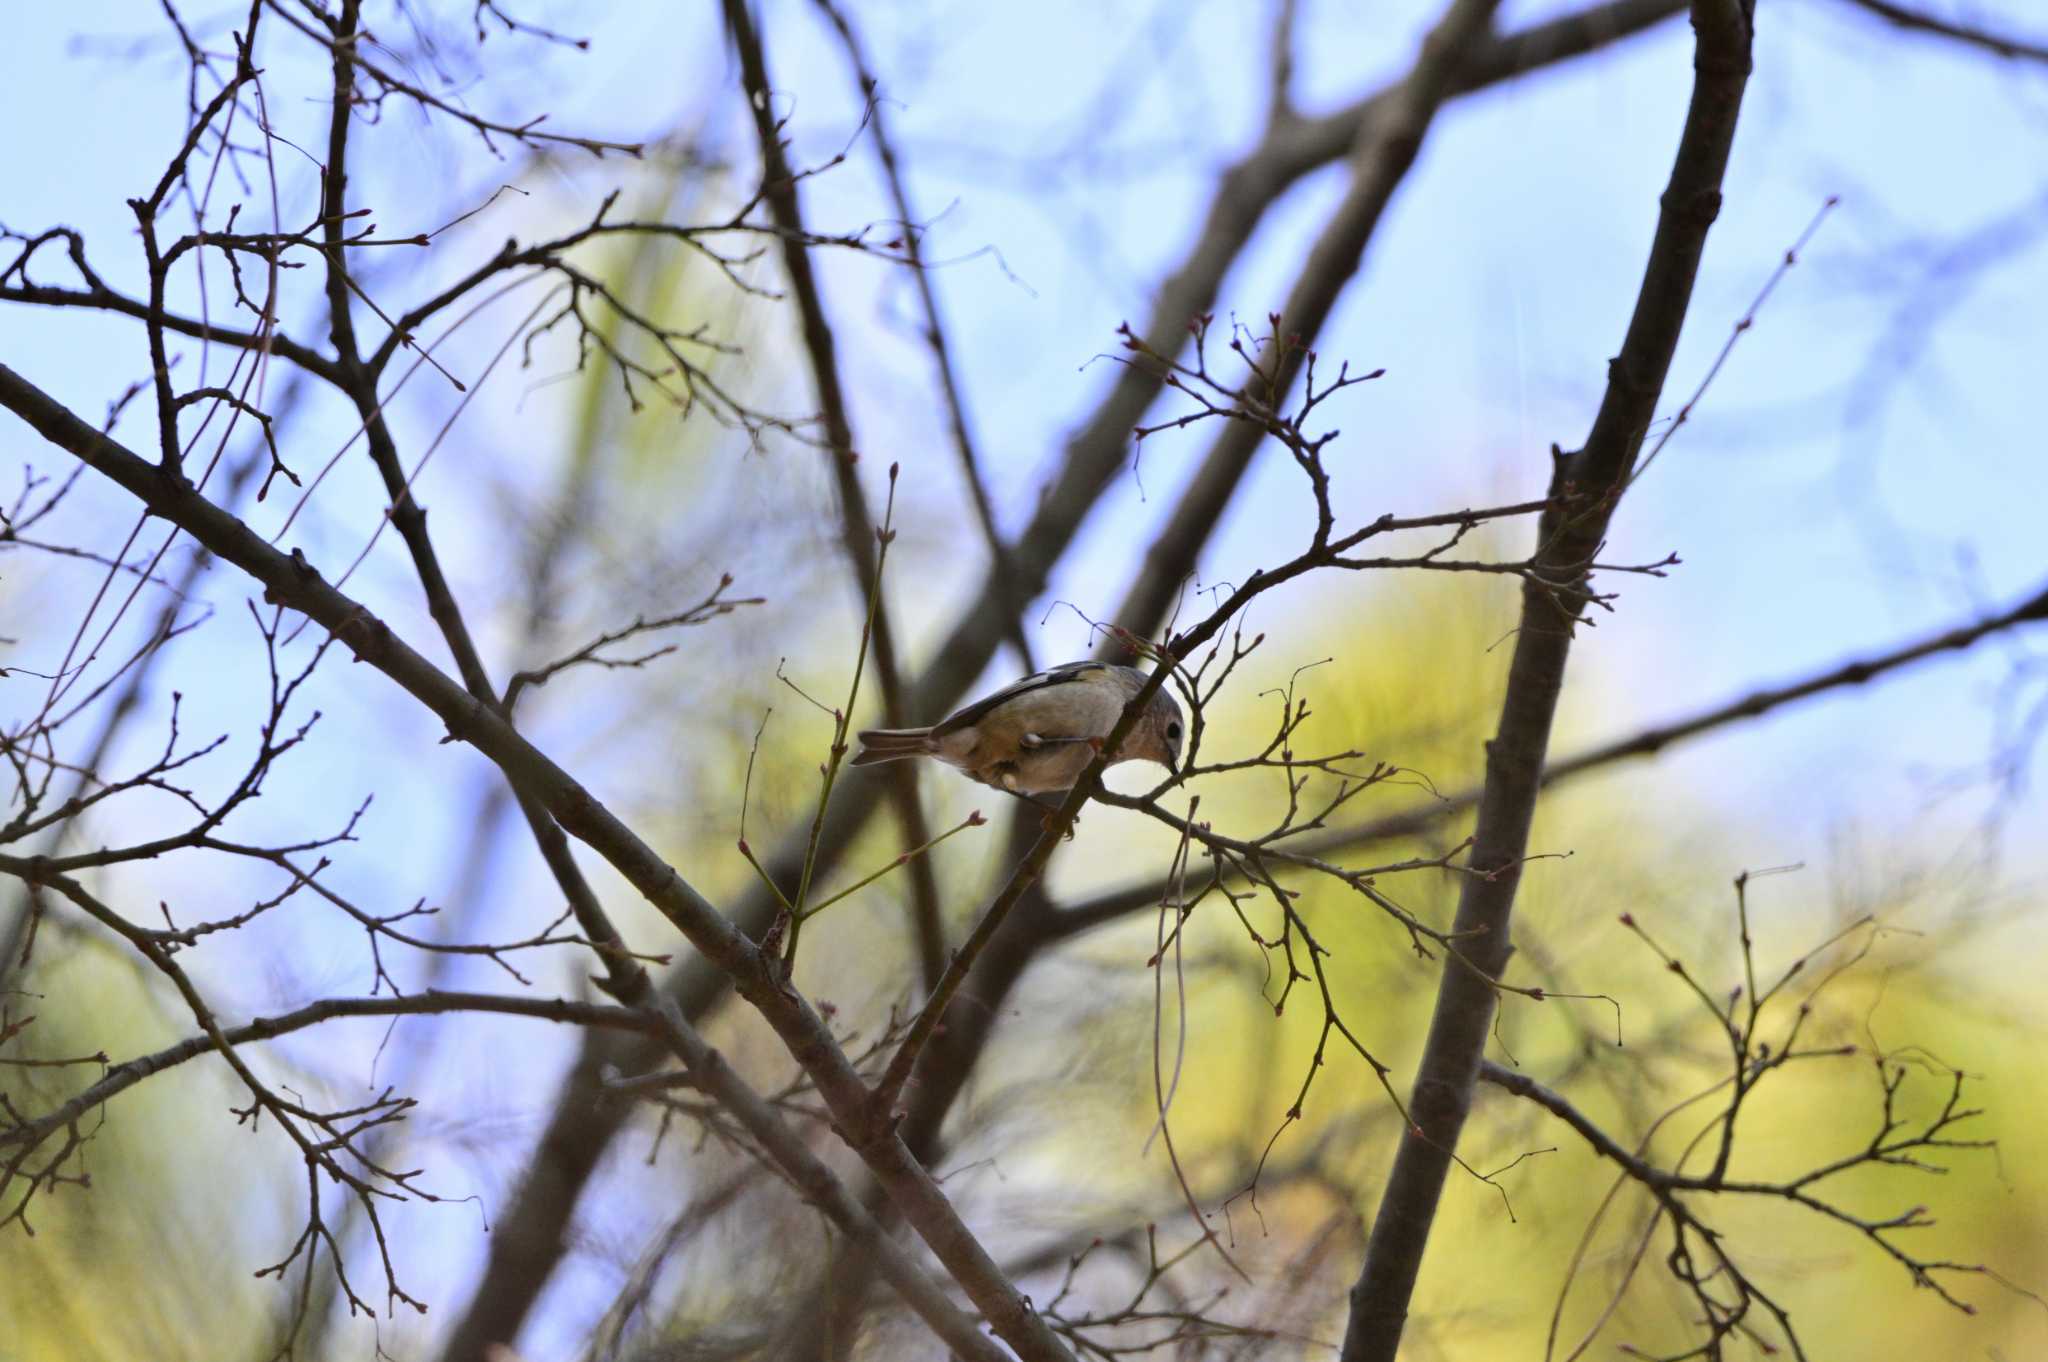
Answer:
931, 661, 1111, 738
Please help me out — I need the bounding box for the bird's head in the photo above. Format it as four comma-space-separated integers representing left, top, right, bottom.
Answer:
1142, 684, 1185, 775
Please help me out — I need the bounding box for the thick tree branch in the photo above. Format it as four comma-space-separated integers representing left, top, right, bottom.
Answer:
1340, 5, 1754, 1357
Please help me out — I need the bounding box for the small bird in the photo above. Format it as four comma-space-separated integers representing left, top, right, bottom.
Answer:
852, 661, 1183, 795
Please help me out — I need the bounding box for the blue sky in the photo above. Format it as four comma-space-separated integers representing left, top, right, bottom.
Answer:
9, 4, 2045, 843
5, 1, 2047, 1355
754, 0, 2048, 857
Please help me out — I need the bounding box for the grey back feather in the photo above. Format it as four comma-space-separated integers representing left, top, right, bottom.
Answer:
930, 661, 1112, 737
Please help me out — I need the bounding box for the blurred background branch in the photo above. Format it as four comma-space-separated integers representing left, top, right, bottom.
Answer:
3, 1, 2046, 1360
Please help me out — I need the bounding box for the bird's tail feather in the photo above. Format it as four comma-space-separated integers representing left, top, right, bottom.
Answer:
851, 728, 935, 766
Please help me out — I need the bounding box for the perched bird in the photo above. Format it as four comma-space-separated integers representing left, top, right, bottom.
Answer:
852, 661, 1183, 795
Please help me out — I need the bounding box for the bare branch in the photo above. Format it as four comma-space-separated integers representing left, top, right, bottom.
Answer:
1055, 569, 2048, 936
0, 360, 1071, 1361
1839, 0, 2048, 63
1341, 5, 1755, 1356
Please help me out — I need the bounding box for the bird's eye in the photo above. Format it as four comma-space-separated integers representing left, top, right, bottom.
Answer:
1167, 722, 1182, 742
